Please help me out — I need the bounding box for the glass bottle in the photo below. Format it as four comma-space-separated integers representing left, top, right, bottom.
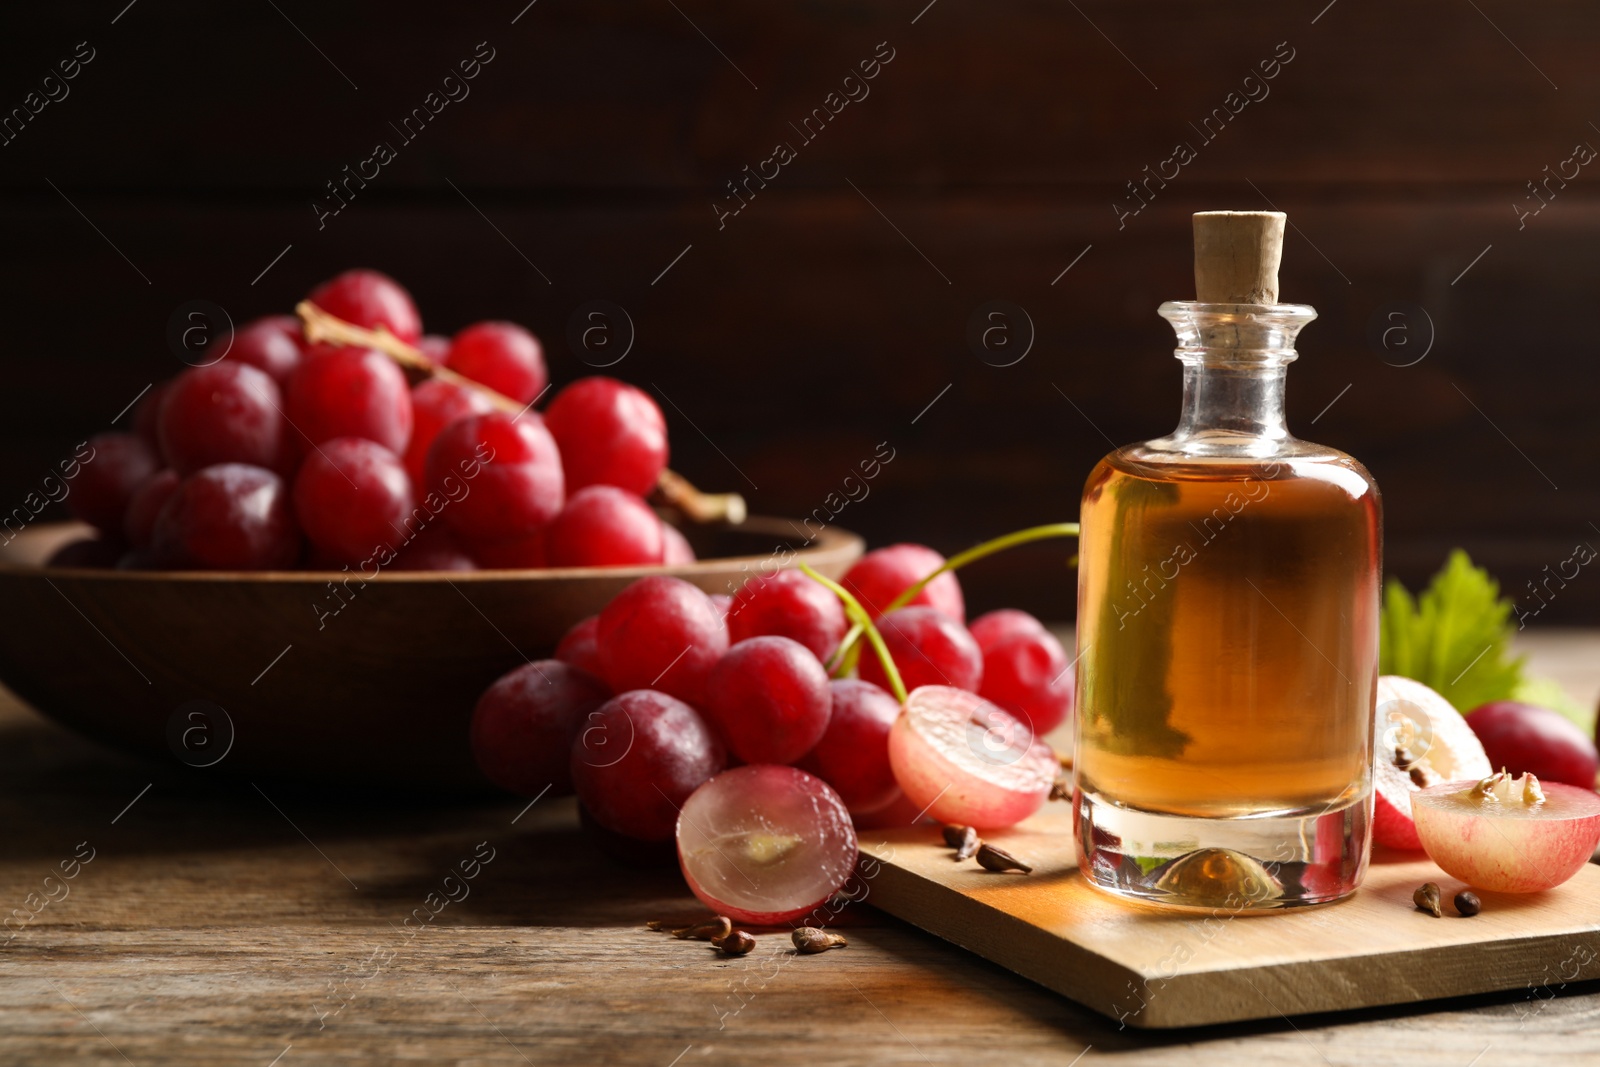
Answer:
1073, 211, 1380, 910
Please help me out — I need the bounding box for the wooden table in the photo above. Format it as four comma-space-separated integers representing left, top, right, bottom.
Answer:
3, 632, 1598, 1066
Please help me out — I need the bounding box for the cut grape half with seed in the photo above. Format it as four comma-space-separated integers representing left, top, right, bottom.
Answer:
1413, 772, 1600, 893
677, 765, 858, 926
888, 686, 1057, 829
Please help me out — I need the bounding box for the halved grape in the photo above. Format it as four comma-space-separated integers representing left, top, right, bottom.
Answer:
1413, 773, 1600, 893
888, 686, 1056, 829
677, 765, 857, 925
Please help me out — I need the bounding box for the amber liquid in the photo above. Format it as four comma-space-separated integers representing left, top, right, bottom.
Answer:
1076, 448, 1381, 819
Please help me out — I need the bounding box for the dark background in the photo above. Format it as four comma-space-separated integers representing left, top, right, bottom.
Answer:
3, 0, 1598, 622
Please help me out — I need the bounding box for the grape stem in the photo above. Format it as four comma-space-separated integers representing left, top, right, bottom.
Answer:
826, 522, 1081, 677
293, 300, 748, 525
800, 563, 908, 704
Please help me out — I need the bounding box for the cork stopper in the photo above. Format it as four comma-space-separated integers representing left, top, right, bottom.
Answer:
1193, 210, 1285, 304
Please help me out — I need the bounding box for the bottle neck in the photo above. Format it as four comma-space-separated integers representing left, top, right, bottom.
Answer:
1155, 301, 1316, 457
1175, 360, 1289, 444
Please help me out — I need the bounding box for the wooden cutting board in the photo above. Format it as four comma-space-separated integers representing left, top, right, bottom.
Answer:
857, 803, 1600, 1029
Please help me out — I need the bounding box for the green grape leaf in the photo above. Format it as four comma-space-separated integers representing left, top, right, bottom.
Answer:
1379, 550, 1526, 713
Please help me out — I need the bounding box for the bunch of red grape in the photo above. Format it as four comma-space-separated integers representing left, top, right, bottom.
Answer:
58, 269, 683, 572
471, 542, 1074, 922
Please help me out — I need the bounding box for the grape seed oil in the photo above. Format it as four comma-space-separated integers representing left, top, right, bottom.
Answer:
1073, 212, 1380, 910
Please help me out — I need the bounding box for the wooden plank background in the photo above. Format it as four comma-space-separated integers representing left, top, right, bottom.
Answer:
3, 1, 1598, 622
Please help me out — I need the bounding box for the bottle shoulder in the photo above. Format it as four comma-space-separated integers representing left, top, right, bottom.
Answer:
1084, 438, 1381, 503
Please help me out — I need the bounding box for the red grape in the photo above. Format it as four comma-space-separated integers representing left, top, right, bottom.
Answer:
150, 464, 301, 570
858, 605, 983, 694
1414, 774, 1600, 893
306, 269, 422, 344
445, 321, 547, 405
968, 608, 1048, 654
1464, 701, 1600, 789
543, 377, 668, 497
661, 522, 696, 565
285, 345, 413, 455
802, 679, 902, 815
571, 689, 725, 841
979, 630, 1075, 736
888, 686, 1056, 828
471, 659, 610, 796
292, 437, 414, 566
67, 433, 159, 536
842, 543, 965, 621
471, 531, 545, 568
425, 412, 564, 545
219, 315, 304, 385
390, 525, 476, 571
677, 765, 857, 926
704, 636, 832, 764
403, 378, 495, 487
417, 335, 451, 363
596, 576, 727, 707
555, 615, 605, 680
544, 486, 663, 567
727, 568, 848, 663
123, 469, 180, 549
158, 363, 288, 476
708, 593, 732, 619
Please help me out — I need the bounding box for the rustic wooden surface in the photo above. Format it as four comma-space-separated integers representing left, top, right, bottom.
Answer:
0, 631, 1597, 1064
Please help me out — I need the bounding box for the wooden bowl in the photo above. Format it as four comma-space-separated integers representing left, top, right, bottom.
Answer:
0, 520, 862, 790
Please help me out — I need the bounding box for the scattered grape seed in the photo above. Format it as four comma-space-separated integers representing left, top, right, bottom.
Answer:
976, 843, 1033, 874
1049, 776, 1072, 802
941, 824, 971, 848
944, 824, 981, 861
1413, 882, 1443, 918
791, 927, 848, 954
673, 916, 733, 942
717, 930, 758, 956
1453, 890, 1481, 917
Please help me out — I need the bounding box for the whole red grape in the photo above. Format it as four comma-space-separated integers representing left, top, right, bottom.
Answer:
968, 608, 1048, 654
292, 437, 414, 566
801, 679, 903, 815
571, 689, 725, 841
403, 378, 495, 487
306, 269, 422, 344
1465, 701, 1600, 789
123, 469, 180, 549
543, 486, 663, 567
150, 464, 301, 569
555, 615, 605, 680
543, 377, 668, 497
596, 576, 727, 707
218, 315, 304, 385
158, 363, 288, 476
67, 433, 159, 536
661, 522, 696, 565
425, 412, 564, 545
979, 630, 1074, 736
446, 321, 547, 405
727, 568, 848, 663
704, 636, 832, 764
471, 659, 610, 796
858, 605, 983, 694
285, 345, 413, 455
843, 543, 965, 621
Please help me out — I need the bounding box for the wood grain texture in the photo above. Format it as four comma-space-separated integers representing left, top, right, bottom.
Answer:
860, 805, 1600, 1028
2, 633, 1599, 1063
